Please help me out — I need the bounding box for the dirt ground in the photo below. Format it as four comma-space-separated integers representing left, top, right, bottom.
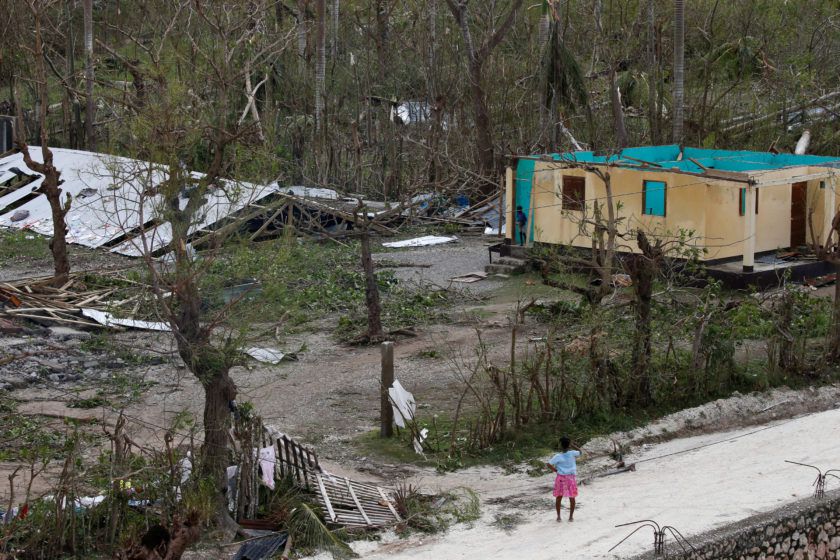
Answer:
0, 236, 549, 496
4, 235, 840, 559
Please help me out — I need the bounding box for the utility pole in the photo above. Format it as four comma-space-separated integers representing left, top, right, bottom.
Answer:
380, 341, 394, 437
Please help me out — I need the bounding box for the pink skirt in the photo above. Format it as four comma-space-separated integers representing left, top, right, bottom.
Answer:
553, 474, 578, 498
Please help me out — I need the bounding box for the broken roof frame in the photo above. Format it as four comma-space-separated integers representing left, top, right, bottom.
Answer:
0, 147, 413, 257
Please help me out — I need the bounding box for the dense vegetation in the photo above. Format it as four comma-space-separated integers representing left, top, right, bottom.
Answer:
2, 0, 838, 202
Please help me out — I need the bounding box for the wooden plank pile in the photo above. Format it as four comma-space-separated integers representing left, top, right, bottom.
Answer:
0, 272, 142, 328
188, 191, 405, 250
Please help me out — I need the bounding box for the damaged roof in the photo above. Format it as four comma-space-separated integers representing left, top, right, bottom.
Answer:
529, 145, 840, 174
0, 147, 285, 256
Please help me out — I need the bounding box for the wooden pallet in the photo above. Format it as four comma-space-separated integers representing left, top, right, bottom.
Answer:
271, 432, 401, 529
313, 473, 401, 529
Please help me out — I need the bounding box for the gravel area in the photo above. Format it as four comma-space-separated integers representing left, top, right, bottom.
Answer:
374, 234, 505, 295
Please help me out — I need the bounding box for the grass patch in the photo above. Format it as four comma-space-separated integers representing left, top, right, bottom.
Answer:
355, 408, 644, 472
0, 397, 69, 461
67, 394, 111, 409
200, 236, 451, 337
492, 512, 524, 533
355, 371, 838, 472
0, 230, 51, 263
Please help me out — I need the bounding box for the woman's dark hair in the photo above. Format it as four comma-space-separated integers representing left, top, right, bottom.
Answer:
516, 205, 523, 211
560, 436, 571, 450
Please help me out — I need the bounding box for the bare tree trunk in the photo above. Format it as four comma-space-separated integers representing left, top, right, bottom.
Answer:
427, 0, 442, 186
445, 0, 524, 187
331, 0, 339, 59
15, 5, 71, 287
672, 0, 685, 143
589, 0, 603, 74
775, 285, 797, 372
646, 0, 659, 143
537, 0, 552, 143
830, 262, 840, 361
627, 232, 659, 404
296, 0, 308, 59
314, 0, 326, 132
83, 0, 95, 150
468, 59, 495, 178
64, 0, 78, 148
609, 66, 628, 148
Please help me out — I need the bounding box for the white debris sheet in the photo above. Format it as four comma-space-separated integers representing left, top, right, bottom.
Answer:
388, 380, 416, 428
0, 147, 283, 256
382, 235, 457, 248
345, 407, 840, 560
81, 308, 171, 331
258, 446, 276, 490
244, 347, 287, 364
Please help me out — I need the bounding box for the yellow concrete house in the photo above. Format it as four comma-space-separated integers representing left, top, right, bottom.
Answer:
505, 145, 840, 279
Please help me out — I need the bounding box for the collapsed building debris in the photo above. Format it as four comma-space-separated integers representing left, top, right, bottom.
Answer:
0, 272, 154, 329
1, 147, 507, 264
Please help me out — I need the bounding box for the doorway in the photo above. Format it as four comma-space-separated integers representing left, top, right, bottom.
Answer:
790, 182, 807, 248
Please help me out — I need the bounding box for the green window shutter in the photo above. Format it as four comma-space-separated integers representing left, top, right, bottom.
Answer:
643, 180, 666, 217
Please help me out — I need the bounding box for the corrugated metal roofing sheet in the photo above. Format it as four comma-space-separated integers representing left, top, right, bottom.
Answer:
529, 145, 840, 174
233, 533, 288, 560
0, 147, 283, 256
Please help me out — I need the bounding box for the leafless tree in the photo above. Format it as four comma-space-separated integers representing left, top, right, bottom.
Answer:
445, 0, 524, 187
83, 0, 94, 150
14, 0, 71, 287
672, 0, 685, 143
99, 1, 291, 533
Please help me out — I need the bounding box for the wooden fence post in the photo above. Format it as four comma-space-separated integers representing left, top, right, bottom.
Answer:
380, 341, 394, 438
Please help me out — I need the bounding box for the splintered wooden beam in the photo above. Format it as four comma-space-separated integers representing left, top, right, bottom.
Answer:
344, 477, 372, 526
248, 203, 287, 241
377, 486, 401, 521
316, 474, 337, 522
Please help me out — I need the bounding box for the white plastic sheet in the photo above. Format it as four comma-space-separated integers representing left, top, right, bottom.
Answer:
382, 235, 457, 248
388, 380, 416, 428
81, 308, 171, 331
258, 446, 276, 490
244, 347, 286, 364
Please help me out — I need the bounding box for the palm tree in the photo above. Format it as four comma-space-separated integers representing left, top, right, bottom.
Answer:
672, 0, 685, 143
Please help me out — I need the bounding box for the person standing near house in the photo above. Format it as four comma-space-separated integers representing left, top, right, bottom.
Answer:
546, 436, 580, 522
515, 205, 528, 246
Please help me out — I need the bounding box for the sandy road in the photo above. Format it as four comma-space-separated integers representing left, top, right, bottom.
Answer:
335, 406, 840, 559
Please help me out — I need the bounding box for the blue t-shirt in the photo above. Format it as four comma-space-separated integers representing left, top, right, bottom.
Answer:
548, 450, 581, 475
